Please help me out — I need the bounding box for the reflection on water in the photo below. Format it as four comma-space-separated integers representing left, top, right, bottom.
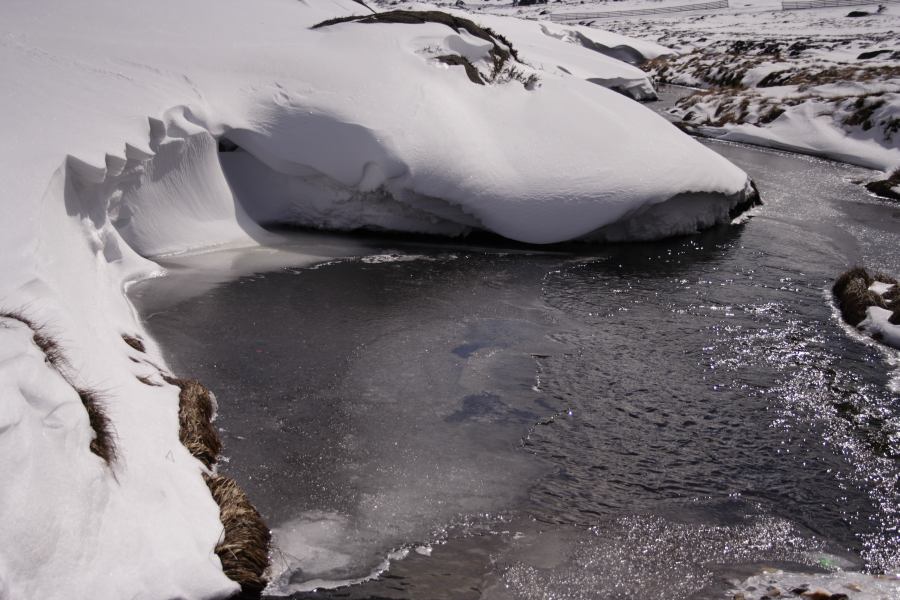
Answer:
131, 139, 900, 598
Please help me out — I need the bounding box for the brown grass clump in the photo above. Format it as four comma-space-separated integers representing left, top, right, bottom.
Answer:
122, 334, 146, 353
163, 376, 222, 469
205, 474, 271, 595
834, 269, 886, 326
873, 272, 899, 286
832, 266, 873, 298
884, 284, 900, 305
843, 97, 886, 131
76, 387, 117, 464
865, 168, 900, 201
436, 54, 484, 85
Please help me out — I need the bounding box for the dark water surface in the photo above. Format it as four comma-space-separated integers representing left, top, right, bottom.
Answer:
132, 139, 900, 598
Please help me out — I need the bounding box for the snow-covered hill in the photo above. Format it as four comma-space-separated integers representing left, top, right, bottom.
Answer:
0, 0, 755, 597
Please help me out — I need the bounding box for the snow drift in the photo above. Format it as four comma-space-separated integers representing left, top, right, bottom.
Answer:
0, 0, 755, 597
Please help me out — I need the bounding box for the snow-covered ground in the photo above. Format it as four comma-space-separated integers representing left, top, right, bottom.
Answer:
0, 0, 759, 597
463, 0, 900, 175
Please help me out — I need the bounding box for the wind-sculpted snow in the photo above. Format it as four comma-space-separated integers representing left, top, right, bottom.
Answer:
0, 0, 754, 597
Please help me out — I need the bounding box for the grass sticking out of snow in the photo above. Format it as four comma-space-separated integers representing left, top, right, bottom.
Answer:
865, 168, 900, 200
590, 9, 900, 170
313, 10, 540, 88
204, 474, 272, 596
75, 387, 117, 464
0, 310, 68, 371
162, 372, 273, 590
0, 310, 118, 464
163, 376, 222, 470
121, 334, 146, 353
436, 54, 485, 84
833, 267, 900, 349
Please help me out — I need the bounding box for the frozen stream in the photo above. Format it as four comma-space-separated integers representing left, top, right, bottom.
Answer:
131, 129, 900, 598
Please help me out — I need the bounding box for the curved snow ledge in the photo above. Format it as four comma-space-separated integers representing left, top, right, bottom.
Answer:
143, 93, 752, 249
95, 91, 757, 251
581, 184, 760, 243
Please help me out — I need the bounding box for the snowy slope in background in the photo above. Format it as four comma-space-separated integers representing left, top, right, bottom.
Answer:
562, 0, 900, 172
0, 0, 753, 597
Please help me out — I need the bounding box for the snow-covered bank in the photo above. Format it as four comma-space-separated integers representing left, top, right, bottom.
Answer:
0, 0, 756, 597
608, 3, 900, 173
473, 0, 900, 174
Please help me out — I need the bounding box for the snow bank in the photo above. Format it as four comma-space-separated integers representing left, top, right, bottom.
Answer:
591, 1, 900, 171
683, 92, 900, 172
0, 0, 754, 597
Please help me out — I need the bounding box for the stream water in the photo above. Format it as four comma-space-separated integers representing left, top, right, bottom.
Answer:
131, 100, 900, 598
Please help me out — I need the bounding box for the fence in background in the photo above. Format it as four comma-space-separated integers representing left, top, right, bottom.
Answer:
782, 0, 896, 9
548, 0, 728, 21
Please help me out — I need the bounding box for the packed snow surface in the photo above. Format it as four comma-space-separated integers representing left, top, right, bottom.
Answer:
0, 0, 755, 597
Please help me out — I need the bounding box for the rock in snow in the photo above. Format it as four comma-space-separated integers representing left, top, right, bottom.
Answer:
0, 0, 755, 597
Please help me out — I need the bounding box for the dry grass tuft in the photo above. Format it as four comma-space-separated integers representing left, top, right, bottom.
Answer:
436, 54, 484, 85
832, 266, 873, 298
2, 310, 119, 464
164, 376, 222, 469
76, 387, 117, 464
865, 168, 900, 201
884, 285, 900, 307
873, 272, 899, 286
0, 310, 68, 370
122, 334, 146, 353
136, 375, 161, 387
205, 474, 271, 595
833, 268, 886, 326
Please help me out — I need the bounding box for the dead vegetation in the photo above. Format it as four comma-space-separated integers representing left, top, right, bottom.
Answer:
0, 310, 68, 370
76, 387, 117, 463
313, 10, 519, 61
833, 267, 899, 327
163, 376, 222, 469
1, 312, 271, 589
205, 474, 272, 596
644, 30, 900, 149
313, 10, 539, 89
0, 310, 117, 464
122, 334, 146, 353
436, 54, 484, 85
865, 168, 900, 201
161, 373, 271, 591
136, 375, 161, 387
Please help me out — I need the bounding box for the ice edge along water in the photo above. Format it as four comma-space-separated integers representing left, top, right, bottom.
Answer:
0, 0, 760, 597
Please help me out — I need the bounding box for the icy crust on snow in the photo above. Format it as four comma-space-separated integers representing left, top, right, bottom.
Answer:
0, 0, 753, 597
